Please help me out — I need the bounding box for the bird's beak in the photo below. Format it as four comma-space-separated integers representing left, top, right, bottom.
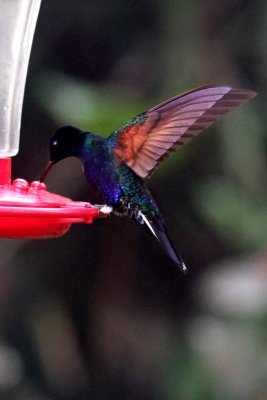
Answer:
40, 160, 55, 182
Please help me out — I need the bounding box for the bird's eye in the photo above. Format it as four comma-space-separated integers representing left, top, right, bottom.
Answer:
52, 140, 58, 149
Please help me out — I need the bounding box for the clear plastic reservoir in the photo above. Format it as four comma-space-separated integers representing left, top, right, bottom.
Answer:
0, 0, 41, 157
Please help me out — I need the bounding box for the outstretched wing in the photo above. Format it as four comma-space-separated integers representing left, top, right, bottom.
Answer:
110, 86, 256, 178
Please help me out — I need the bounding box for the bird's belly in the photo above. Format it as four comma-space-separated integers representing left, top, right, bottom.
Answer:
82, 158, 121, 205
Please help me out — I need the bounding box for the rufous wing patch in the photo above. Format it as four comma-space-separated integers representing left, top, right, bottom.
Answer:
113, 86, 256, 178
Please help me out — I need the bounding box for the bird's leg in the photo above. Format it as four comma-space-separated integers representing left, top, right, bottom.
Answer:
113, 197, 129, 216
128, 206, 145, 225
115, 198, 145, 223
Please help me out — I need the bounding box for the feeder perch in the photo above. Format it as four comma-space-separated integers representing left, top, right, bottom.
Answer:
0, 0, 103, 239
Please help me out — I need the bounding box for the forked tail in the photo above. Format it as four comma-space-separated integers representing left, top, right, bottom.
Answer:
137, 211, 187, 274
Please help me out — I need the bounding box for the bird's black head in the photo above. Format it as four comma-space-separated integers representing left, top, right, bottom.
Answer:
49, 125, 85, 162
40, 125, 86, 182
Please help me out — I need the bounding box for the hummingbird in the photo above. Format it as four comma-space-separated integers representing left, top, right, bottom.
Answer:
40, 86, 256, 273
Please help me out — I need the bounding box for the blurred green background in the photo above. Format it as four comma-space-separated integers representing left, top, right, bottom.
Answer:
0, 1, 266, 399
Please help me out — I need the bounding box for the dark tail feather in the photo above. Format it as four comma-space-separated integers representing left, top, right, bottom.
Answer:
139, 212, 187, 274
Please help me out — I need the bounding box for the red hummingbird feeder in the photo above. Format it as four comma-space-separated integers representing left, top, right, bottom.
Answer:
0, 158, 101, 238
0, 0, 103, 239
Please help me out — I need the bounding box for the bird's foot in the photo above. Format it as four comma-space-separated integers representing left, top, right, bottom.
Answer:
127, 205, 144, 224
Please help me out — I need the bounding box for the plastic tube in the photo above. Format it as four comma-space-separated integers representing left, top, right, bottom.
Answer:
0, 0, 42, 157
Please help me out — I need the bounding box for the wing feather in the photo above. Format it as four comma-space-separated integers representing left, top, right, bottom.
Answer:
111, 86, 256, 178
